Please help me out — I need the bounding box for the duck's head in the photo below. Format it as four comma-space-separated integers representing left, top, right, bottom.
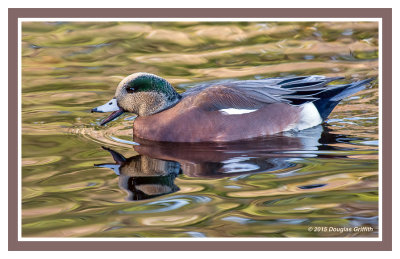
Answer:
91, 72, 181, 125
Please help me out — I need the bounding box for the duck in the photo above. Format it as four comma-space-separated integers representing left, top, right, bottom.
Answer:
91, 72, 373, 142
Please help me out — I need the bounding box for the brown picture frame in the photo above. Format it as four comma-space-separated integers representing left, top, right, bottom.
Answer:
9, 8, 392, 251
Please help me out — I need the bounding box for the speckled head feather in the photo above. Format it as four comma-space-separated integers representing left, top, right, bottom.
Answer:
115, 72, 181, 116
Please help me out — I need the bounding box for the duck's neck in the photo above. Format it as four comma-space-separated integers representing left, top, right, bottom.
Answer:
155, 93, 182, 114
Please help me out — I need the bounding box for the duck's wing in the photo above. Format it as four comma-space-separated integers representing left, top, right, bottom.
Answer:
186, 76, 345, 110
189, 85, 280, 110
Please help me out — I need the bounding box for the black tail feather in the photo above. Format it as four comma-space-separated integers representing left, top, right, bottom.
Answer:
313, 78, 375, 120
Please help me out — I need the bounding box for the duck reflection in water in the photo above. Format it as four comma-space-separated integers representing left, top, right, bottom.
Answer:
95, 147, 181, 201
95, 125, 354, 201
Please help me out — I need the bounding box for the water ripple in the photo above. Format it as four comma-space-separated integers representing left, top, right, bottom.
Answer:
118, 195, 212, 214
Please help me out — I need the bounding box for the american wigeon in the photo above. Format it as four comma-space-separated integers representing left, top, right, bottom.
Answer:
91, 73, 373, 142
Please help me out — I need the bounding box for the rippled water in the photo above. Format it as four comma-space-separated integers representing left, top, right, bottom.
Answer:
21, 21, 379, 237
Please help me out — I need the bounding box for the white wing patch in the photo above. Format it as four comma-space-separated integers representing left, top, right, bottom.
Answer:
219, 108, 258, 115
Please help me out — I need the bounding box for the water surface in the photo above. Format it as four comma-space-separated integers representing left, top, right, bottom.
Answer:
21, 21, 378, 238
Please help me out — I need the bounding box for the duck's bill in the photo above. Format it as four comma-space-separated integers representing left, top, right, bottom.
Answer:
91, 98, 125, 126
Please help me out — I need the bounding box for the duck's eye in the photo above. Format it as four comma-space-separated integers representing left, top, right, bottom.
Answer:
126, 86, 136, 93
126, 78, 149, 93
